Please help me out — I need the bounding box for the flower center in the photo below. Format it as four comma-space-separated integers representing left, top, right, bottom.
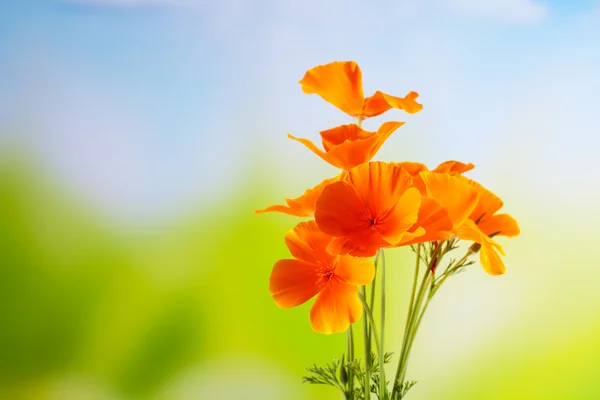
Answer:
369, 216, 382, 232
318, 264, 337, 285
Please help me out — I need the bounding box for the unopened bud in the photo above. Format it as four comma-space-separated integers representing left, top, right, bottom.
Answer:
470, 243, 481, 253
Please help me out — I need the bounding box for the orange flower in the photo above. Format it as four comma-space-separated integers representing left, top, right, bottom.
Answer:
407, 170, 517, 275
255, 175, 341, 217
398, 171, 479, 246
411, 169, 518, 275
288, 121, 404, 170
418, 172, 479, 229
453, 178, 520, 275
385, 161, 477, 247
465, 179, 520, 239
394, 160, 475, 193
269, 221, 375, 334
314, 162, 424, 257
299, 61, 423, 118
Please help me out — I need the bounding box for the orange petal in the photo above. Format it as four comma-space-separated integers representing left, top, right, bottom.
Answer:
269, 259, 323, 308
290, 122, 403, 170
326, 236, 351, 256
420, 172, 479, 229
478, 213, 520, 238
326, 229, 388, 257
320, 124, 375, 151
346, 162, 414, 216
255, 203, 307, 217
395, 227, 427, 246
393, 161, 429, 176
377, 187, 421, 244
399, 198, 454, 246
480, 240, 506, 276
433, 160, 475, 175
362, 90, 423, 117
335, 255, 375, 286
287, 133, 334, 165
455, 219, 506, 276
315, 181, 370, 237
284, 221, 333, 264
463, 178, 504, 223
299, 61, 365, 117
310, 281, 362, 334
255, 175, 339, 217
455, 219, 481, 242
320, 122, 404, 169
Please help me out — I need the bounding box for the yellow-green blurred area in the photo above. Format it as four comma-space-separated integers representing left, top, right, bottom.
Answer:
3, 148, 600, 400
1, 151, 355, 400
2, 1, 600, 399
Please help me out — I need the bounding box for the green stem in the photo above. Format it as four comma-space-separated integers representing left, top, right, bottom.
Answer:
405, 244, 421, 341
347, 326, 355, 398
359, 291, 386, 399
392, 242, 444, 399
379, 249, 387, 399
400, 247, 460, 395
361, 285, 371, 400
404, 295, 433, 363
358, 292, 382, 359
396, 267, 432, 399
368, 250, 380, 345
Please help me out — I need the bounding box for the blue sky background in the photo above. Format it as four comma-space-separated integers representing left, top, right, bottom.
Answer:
1, 0, 599, 226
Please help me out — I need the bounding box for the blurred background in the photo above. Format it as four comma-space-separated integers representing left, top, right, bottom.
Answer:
1, 0, 600, 399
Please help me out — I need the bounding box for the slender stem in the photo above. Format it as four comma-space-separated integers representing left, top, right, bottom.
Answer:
379, 249, 387, 399
368, 250, 380, 343
392, 246, 421, 399
361, 285, 371, 400
368, 250, 381, 353
405, 244, 421, 339
347, 326, 355, 397
405, 296, 432, 357
392, 242, 444, 399
400, 290, 431, 384
396, 267, 432, 398
358, 292, 381, 355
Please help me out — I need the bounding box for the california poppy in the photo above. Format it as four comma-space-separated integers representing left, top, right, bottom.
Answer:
288, 121, 404, 170
394, 160, 475, 193
315, 162, 424, 257
398, 171, 479, 246
465, 178, 520, 239
269, 221, 375, 334
300, 61, 423, 119
452, 178, 520, 275
405, 170, 515, 275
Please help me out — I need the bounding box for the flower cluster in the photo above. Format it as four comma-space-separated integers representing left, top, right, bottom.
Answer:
258, 61, 519, 336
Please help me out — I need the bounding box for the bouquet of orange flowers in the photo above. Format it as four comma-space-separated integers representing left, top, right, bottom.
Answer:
257, 61, 520, 400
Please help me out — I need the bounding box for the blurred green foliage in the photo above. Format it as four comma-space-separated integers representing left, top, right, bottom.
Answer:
0, 154, 340, 400
2, 153, 600, 400
0, 156, 208, 398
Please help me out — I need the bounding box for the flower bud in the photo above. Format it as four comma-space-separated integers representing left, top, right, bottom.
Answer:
339, 355, 348, 385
